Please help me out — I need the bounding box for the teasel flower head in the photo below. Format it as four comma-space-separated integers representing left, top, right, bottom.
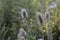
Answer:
36, 12, 44, 25
21, 8, 28, 18
17, 28, 26, 40
45, 11, 50, 20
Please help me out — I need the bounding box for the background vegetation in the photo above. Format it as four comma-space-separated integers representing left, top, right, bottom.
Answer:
0, 0, 60, 40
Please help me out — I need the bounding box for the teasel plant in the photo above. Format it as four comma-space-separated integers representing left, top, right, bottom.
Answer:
36, 11, 45, 40
36, 12, 44, 25
20, 8, 28, 19
20, 8, 30, 28
45, 11, 50, 20
17, 28, 27, 40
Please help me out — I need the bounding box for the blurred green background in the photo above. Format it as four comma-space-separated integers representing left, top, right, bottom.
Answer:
0, 0, 60, 40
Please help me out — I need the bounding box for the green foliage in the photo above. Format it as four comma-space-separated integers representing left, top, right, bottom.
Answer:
0, 0, 60, 40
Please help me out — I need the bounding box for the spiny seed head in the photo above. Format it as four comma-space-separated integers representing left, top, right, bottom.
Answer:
17, 28, 26, 40
19, 28, 26, 36
45, 11, 50, 20
21, 8, 28, 18
36, 12, 44, 25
